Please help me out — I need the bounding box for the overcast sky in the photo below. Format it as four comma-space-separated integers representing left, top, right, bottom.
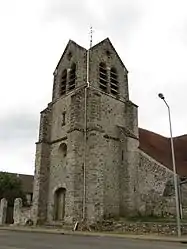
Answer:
0, 0, 187, 175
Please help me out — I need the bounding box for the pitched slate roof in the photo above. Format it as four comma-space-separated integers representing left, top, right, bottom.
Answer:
139, 128, 187, 177
90, 38, 128, 72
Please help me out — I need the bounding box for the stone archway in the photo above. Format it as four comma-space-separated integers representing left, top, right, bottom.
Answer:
54, 188, 66, 221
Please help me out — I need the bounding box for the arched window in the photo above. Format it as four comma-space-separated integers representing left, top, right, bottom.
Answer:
60, 69, 67, 95
99, 62, 108, 92
68, 63, 76, 91
58, 143, 67, 157
110, 67, 118, 95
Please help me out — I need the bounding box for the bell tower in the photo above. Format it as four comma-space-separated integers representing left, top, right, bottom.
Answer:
32, 38, 139, 225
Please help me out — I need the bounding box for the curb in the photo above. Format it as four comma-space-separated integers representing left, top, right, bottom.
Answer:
0, 226, 65, 235
0, 226, 187, 243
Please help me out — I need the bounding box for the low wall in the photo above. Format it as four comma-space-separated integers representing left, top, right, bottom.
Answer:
90, 220, 187, 235
13, 198, 32, 225
137, 151, 176, 217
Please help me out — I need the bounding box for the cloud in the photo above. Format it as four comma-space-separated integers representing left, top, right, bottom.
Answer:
43, 0, 145, 48
1, 0, 187, 174
0, 112, 39, 144
0, 112, 38, 174
44, 0, 88, 22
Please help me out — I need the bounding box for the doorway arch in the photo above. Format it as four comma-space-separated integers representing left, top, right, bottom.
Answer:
54, 188, 66, 221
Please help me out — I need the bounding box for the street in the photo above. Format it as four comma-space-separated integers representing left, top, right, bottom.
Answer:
0, 230, 186, 249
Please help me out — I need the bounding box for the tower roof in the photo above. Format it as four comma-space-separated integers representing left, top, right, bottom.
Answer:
54, 38, 128, 74
90, 38, 128, 73
54, 40, 86, 74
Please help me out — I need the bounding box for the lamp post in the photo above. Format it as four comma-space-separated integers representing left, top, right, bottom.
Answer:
158, 93, 181, 237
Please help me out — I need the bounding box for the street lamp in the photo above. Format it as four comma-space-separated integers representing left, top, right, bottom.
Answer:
158, 93, 181, 237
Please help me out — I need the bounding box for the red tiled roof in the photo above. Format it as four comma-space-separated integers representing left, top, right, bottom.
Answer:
139, 128, 187, 177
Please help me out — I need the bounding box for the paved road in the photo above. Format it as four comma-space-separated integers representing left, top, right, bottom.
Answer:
0, 230, 186, 249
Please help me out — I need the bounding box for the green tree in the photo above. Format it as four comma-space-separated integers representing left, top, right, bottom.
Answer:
0, 172, 26, 206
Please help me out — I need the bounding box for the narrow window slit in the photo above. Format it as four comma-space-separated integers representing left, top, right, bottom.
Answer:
62, 112, 66, 126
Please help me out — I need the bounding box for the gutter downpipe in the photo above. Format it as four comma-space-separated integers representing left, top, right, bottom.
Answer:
82, 46, 90, 222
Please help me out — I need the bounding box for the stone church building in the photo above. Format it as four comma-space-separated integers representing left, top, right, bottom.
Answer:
14, 38, 187, 226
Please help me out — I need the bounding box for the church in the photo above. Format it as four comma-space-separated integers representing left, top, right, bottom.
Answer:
30, 38, 187, 225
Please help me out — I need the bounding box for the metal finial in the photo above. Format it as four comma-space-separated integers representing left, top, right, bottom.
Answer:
90, 26, 93, 48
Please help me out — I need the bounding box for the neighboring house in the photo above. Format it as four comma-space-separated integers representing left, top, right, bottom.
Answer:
16, 173, 34, 205
0, 172, 34, 205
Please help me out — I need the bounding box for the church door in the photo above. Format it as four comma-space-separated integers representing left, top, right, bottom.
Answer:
54, 188, 66, 221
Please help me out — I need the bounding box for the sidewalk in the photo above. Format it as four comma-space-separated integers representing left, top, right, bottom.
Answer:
0, 225, 187, 243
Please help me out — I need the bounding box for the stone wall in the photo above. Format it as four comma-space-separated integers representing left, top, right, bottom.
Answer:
90, 220, 187, 235
47, 88, 85, 224
32, 103, 52, 225
13, 198, 32, 225
33, 70, 139, 224
137, 150, 176, 217
180, 184, 187, 218
43, 82, 140, 224
85, 88, 139, 220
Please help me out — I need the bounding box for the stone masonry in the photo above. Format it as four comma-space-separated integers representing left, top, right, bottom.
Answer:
31, 38, 140, 225
31, 38, 180, 226
137, 151, 175, 217
13, 198, 32, 225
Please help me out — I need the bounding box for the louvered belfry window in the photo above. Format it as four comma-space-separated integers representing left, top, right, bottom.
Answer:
60, 69, 67, 95
68, 63, 76, 91
99, 62, 108, 92
110, 67, 118, 95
